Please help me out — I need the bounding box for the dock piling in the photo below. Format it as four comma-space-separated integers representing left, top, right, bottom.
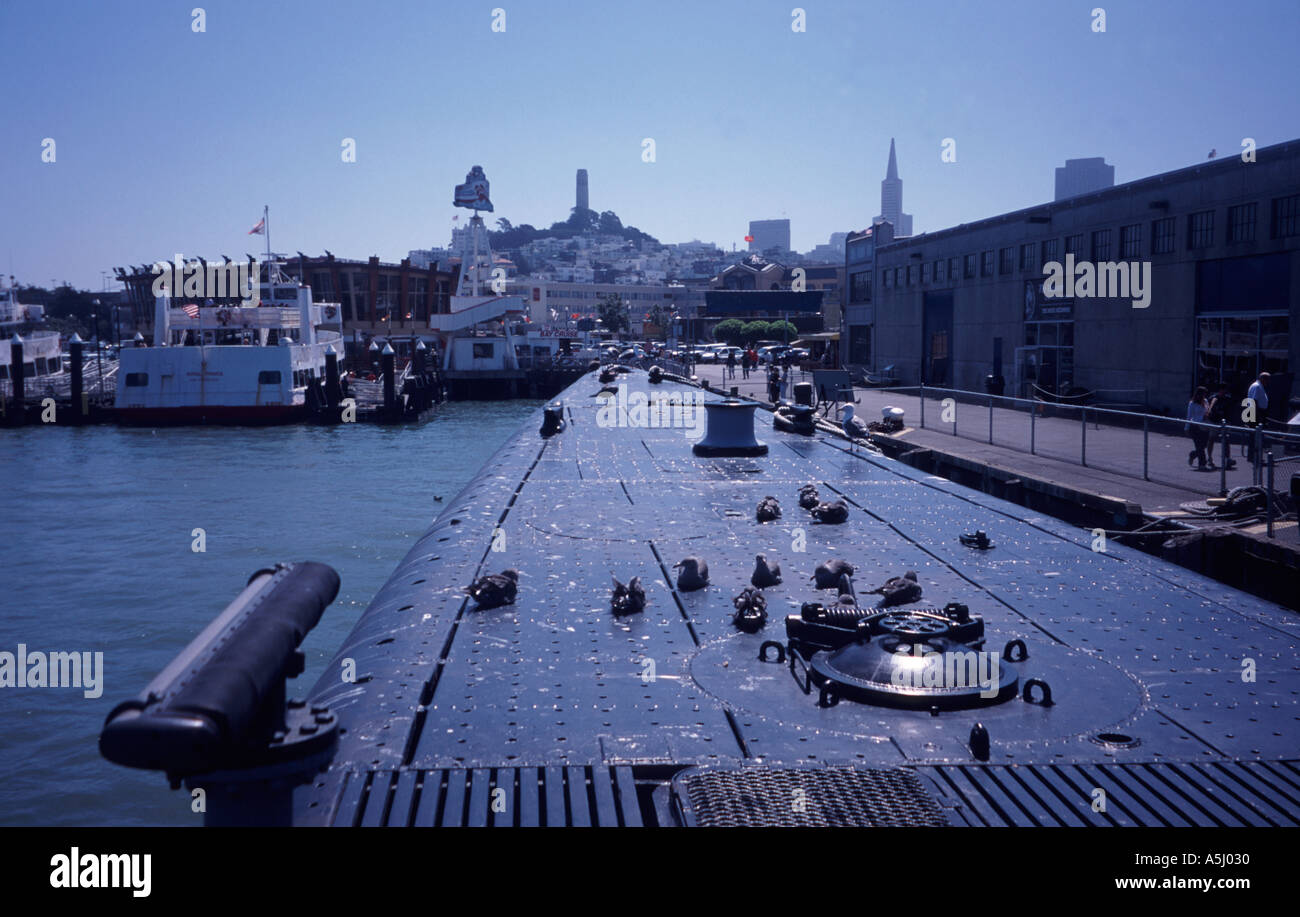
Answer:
9, 336, 24, 425
70, 335, 85, 422
381, 343, 396, 418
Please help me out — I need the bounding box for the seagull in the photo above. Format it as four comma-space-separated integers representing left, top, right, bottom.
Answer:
810, 499, 849, 524
812, 558, 855, 589
610, 576, 646, 616
751, 554, 782, 588
1207, 148, 1217, 159
673, 557, 709, 592
756, 496, 782, 522
798, 484, 820, 510
464, 569, 519, 610
866, 571, 922, 607
731, 587, 768, 633
839, 404, 869, 451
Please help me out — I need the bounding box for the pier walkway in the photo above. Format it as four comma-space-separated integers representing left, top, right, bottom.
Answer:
691, 362, 1298, 529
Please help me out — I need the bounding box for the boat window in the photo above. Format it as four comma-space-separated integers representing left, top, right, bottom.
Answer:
473, 342, 494, 358
0, 365, 7, 379
35, 357, 47, 375
258, 370, 281, 384
125, 373, 149, 387
48, 356, 60, 372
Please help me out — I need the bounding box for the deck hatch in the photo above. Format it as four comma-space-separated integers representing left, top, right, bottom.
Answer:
670, 765, 950, 827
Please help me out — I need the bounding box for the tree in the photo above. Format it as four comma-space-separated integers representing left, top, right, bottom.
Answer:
597, 293, 629, 334
712, 318, 745, 345
495, 217, 514, 233
741, 320, 770, 344
767, 320, 798, 342
598, 211, 624, 235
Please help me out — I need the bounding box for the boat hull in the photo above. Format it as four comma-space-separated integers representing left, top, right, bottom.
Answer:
111, 403, 308, 426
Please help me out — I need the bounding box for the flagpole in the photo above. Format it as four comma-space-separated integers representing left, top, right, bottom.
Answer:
263, 205, 272, 280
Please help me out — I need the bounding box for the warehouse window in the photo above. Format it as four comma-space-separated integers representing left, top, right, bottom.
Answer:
1188, 210, 1215, 249
1270, 193, 1299, 238
1152, 217, 1176, 254
1227, 203, 1257, 244
1119, 224, 1141, 258
1091, 229, 1111, 261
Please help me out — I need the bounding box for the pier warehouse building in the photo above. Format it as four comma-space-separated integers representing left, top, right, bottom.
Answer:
116, 254, 459, 359
859, 139, 1299, 416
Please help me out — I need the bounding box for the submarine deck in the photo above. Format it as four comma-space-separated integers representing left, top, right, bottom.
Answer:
300, 369, 1300, 826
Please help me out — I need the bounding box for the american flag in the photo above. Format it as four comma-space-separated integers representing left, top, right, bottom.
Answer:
248, 217, 266, 235
181, 303, 200, 319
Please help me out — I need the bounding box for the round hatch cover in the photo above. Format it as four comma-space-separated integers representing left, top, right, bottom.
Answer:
811, 635, 1019, 710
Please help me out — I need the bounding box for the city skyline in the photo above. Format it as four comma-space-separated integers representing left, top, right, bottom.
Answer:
2, 0, 1298, 289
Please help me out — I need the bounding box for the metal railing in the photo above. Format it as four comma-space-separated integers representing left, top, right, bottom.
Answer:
870, 384, 1300, 500
1265, 451, 1300, 540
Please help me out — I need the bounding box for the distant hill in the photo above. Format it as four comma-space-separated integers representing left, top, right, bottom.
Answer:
489, 208, 658, 249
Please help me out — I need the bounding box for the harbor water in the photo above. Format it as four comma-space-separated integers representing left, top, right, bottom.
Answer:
0, 401, 541, 826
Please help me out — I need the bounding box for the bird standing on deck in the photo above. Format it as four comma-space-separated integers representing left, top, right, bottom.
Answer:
464, 569, 519, 609
673, 557, 709, 591
798, 484, 820, 510
810, 499, 849, 524
751, 554, 782, 588
756, 496, 782, 522
610, 576, 646, 616
867, 571, 922, 607
731, 587, 768, 632
812, 558, 855, 589
838, 404, 869, 451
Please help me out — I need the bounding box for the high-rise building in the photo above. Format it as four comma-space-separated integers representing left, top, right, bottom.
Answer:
1054, 157, 1115, 201
576, 169, 589, 211
873, 138, 913, 237
748, 219, 791, 253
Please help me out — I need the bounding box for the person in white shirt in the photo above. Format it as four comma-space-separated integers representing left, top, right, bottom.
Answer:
1186, 386, 1213, 470
1245, 372, 1270, 462
1246, 372, 1270, 415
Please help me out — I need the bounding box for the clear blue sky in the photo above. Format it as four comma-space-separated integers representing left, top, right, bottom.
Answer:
2, 0, 1297, 290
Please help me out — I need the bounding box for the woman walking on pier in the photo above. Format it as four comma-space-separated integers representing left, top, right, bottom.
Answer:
1186, 386, 1214, 471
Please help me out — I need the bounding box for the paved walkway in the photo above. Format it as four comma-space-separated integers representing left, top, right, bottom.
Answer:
689, 361, 1288, 515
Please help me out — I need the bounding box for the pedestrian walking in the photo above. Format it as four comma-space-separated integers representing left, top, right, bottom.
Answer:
726, 349, 736, 380
741, 349, 751, 380
1185, 386, 1214, 471
1245, 371, 1270, 463
1206, 381, 1237, 470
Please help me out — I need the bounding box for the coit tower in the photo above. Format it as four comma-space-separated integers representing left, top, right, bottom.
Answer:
576, 169, 589, 211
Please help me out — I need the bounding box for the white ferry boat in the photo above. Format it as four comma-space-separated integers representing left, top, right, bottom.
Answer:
0, 278, 61, 397
114, 269, 344, 424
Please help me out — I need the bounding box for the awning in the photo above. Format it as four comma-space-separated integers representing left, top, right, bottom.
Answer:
792, 332, 840, 345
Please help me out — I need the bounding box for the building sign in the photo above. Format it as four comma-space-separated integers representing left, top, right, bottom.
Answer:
1024, 279, 1073, 322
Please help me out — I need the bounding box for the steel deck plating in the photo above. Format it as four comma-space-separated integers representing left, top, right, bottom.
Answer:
296, 369, 1300, 826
